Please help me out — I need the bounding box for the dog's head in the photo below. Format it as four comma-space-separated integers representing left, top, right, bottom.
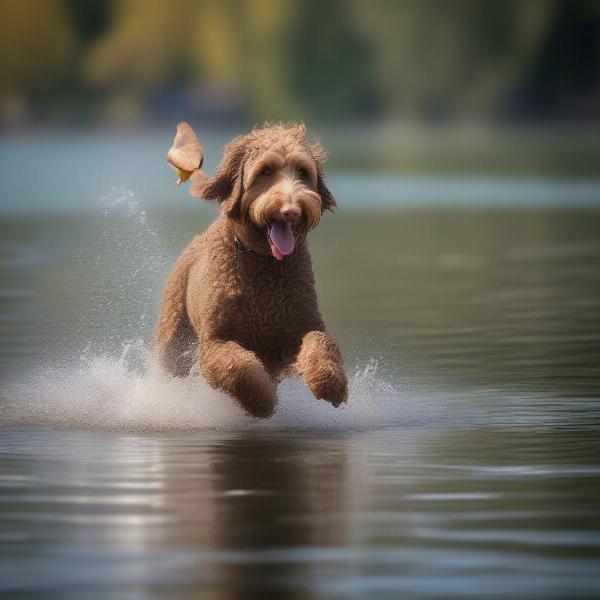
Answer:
191, 122, 335, 260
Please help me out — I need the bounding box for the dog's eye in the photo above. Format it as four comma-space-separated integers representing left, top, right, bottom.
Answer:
298, 167, 308, 179
261, 166, 272, 177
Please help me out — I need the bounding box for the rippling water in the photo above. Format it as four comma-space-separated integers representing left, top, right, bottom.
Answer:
1, 194, 600, 598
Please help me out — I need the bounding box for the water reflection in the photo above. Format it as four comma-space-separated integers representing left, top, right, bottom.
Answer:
0, 430, 354, 598
154, 434, 352, 599
2, 425, 600, 598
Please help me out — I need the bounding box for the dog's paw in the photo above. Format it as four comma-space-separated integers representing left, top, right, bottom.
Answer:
309, 368, 348, 408
234, 362, 278, 418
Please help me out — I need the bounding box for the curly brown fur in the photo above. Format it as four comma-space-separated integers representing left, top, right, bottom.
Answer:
155, 122, 347, 417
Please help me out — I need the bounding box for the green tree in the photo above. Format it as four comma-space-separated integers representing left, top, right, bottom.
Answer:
283, 0, 380, 120
0, 0, 76, 122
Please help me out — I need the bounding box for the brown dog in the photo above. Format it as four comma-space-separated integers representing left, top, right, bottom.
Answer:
155, 122, 348, 417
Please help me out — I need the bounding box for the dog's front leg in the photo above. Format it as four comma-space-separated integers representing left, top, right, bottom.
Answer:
199, 339, 277, 418
294, 331, 348, 407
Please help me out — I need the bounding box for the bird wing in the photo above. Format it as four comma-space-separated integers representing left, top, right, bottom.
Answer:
166, 122, 204, 172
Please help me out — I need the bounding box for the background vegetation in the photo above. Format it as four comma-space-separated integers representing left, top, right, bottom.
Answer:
1, 0, 599, 128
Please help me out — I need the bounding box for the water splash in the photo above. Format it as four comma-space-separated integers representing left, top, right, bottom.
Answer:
3, 348, 431, 432
85, 188, 168, 352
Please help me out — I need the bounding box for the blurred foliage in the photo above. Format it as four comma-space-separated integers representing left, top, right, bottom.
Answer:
0, 0, 599, 126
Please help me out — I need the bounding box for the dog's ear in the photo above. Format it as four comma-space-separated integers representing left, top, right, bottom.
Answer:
190, 136, 246, 219
310, 139, 336, 213
317, 175, 336, 213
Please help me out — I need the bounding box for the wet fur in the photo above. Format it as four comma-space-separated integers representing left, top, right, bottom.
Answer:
155, 123, 347, 417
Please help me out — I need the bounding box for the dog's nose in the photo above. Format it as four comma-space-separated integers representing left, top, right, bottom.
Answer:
280, 204, 301, 222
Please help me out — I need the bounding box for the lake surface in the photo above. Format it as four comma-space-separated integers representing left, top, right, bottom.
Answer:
1, 198, 600, 598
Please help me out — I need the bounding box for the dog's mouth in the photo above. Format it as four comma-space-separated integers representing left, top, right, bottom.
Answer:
267, 221, 295, 261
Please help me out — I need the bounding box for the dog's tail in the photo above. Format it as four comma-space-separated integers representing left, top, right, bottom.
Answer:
154, 238, 200, 377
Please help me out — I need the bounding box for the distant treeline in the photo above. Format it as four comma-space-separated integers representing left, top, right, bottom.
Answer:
1, 0, 599, 126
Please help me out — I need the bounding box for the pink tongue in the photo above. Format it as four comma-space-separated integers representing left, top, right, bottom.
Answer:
269, 221, 295, 259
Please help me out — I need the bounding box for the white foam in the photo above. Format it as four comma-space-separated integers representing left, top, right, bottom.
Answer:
3, 348, 428, 432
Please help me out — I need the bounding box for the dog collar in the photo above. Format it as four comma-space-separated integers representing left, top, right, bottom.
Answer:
234, 234, 272, 272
